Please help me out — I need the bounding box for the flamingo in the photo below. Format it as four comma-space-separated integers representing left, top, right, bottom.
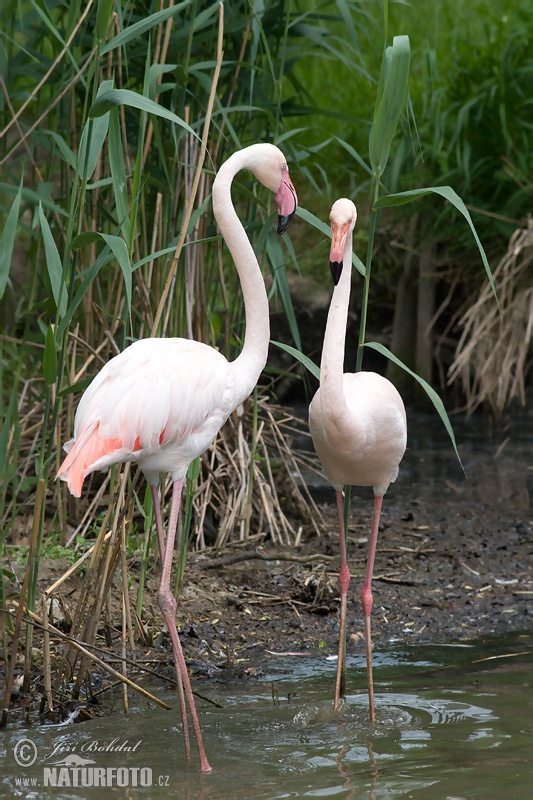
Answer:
56, 143, 298, 772
308, 198, 406, 722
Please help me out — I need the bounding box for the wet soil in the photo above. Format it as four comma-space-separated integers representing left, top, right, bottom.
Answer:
171, 407, 533, 674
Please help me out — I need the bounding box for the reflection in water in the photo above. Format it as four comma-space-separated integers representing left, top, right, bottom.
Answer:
2, 634, 533, 798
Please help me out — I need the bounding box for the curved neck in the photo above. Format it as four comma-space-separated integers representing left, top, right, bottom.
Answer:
212, 149, 270, 404
320, 235, 352, 411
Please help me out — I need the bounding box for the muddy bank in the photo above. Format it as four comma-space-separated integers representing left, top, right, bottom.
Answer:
164, 406, 533, 675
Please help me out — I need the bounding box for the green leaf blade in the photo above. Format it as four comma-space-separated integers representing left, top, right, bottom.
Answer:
89, 89, 199, 140
271, 340, 320, 381
369, 35, 411, 177
43, 324, 58, 386
365, 341, 464, 472
38, 203, 67, 319
375, 186, 496, 303
0, 179, 23, 299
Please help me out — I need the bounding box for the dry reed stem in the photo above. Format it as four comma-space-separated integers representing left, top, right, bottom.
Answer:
10, 602, 172, 711
448, 223, 533, 414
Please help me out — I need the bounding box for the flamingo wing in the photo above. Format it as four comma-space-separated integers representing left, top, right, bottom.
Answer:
57, 338, 232, 496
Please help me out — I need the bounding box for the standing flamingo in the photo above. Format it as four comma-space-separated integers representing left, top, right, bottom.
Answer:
308, 198, 406, 722
57, 143, 298, 772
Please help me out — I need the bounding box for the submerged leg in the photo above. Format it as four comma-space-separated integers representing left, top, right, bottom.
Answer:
334, 489, 350, 710
158, 479, 212, 773
362, 493, 383, 724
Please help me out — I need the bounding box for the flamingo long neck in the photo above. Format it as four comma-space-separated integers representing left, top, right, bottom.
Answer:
320, 233, 352, 414
212, 149, 270, 406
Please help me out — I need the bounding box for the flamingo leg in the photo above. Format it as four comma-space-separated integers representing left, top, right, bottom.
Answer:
150, 484, 165, 563
151, 484, 191, 762
157, 479, 212, 773
362, 493, 383, 723
334, 489, 350, 710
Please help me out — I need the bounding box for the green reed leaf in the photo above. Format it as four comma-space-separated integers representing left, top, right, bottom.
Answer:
95, 0, 114, 41
365, 341, 464, 471
375, 185, 497, 303
78, 80, 114, 180
38, 202, 67, 319
271, 341, 320, 381
0, 179, 23, 299
43, 324, 58, 386
100, 1, 192, 54
89, 89, 199, 140
369, 34, 410, 177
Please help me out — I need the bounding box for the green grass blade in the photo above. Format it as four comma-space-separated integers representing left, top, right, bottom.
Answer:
108, 107, 130, 242
100, 234, 132, 316
43, 324, 58, 386
369, 34, 410, 177
266, 232, 302, 351
0, 179, 23, 299
374, 186, 497, 303
78, 80, 113, 180
38, 202, 67, 319
100, 0, 193, 54
44, 131, 77, 170
0, 184, 67, 216
57, 247, 113, 338
333, 135, 373, 177
365, 341, 464, 471
271, 341, 320, 381
96, 0, 114, 41
90, 89, 199, 140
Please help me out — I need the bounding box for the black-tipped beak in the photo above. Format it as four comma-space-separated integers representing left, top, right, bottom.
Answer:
277, 212, 294, 235
330, 260, 343, 285
275, 177, 298, 235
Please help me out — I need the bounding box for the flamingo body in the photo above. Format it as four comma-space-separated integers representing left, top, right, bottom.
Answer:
57, 143, 298, 771
309, 370, 406, 494
59, 143, 297, 499
60, 338, 236, 496
309, 198, 406, 721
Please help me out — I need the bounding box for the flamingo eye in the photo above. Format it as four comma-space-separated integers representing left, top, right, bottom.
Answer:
281, 162, 287, 171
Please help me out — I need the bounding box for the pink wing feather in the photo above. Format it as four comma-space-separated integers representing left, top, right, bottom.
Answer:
57, 338, 232, 497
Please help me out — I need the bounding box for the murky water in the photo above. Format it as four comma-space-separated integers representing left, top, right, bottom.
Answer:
3, 632, 533, 798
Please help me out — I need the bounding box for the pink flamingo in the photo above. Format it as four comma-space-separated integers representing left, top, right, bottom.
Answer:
309, 198, 406, 722
57, 143, 298, 772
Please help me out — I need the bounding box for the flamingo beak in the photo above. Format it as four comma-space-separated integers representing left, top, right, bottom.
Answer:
329, 220, 351, 285
276, 175, 298, 234
330, 260, 343, 285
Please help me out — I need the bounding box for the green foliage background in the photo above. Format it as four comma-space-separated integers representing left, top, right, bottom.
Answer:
0, 0, 530, 559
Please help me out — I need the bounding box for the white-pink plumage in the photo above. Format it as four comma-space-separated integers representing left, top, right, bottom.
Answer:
309, 198, 406, 722
57, 143, 298, 772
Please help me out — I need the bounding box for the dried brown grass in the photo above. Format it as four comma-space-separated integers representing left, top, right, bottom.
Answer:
448, 221, 533, 414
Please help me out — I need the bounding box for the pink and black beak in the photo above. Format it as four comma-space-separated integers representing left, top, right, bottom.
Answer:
275, 174, 298, 235
329, 220, 351, 285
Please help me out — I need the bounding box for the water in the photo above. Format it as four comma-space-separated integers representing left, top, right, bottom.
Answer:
3, 632, 533, 798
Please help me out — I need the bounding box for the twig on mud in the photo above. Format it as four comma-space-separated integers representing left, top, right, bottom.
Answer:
203, 550, 334, 569
373, 572, 423, 586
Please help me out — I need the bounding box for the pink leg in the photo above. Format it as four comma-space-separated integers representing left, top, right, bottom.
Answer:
151, 484, 165, 563
362, 493, 383, 723
334, 489, 350, 710
158, 479, 212, 773
151, 483, 190, 762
